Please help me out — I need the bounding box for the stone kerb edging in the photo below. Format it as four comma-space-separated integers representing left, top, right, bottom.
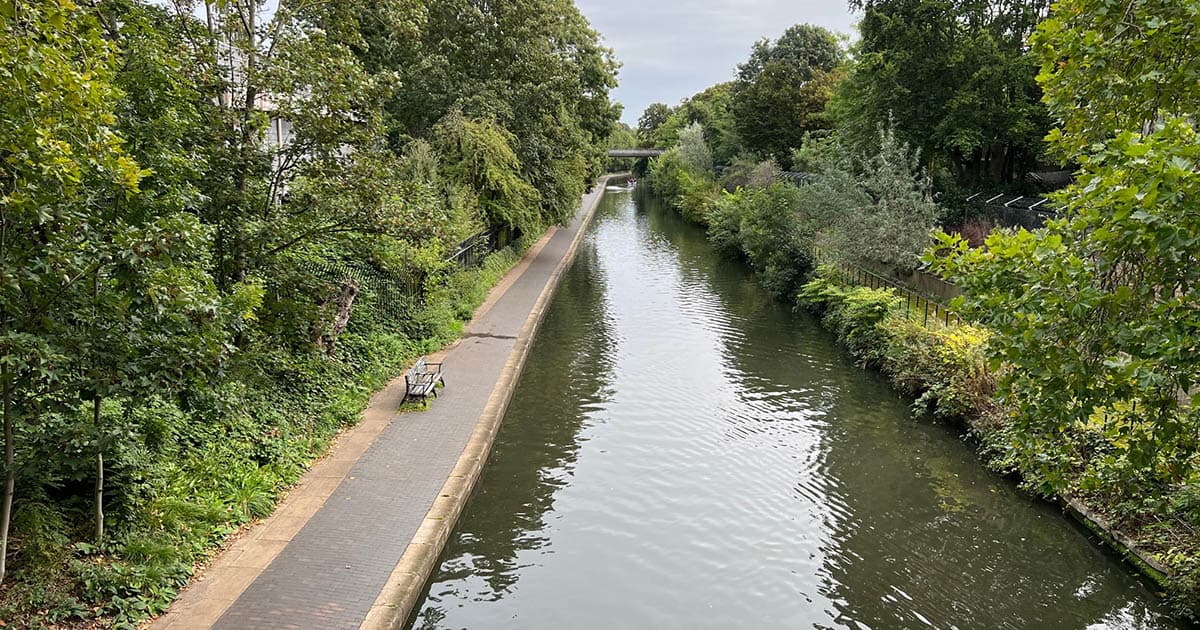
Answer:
359, 175, 617, 629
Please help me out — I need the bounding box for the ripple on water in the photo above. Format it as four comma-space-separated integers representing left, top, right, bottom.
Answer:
411, 193, 1179, 630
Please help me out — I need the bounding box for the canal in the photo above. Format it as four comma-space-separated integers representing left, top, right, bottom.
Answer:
411, 189, 1178, 628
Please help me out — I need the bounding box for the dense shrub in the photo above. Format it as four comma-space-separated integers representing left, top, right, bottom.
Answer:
707, 183, 815, 298
799, 265, 1200, 615
796, 127, 940, 272
645, 148, 689, 199
665, 123, 942, 276
878, 316, 994, 421
633, 0, 1200, 610
706, 191, 745, 259
720, 157, 782, 192
649, 135, 822, 300
799, 266, 995, 423
798, 268, 900, 365
674, 171, 722, 225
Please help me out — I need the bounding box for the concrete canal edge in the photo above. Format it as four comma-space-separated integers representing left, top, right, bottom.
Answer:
1061, 496, 1173, 590
359, 175, 619, 630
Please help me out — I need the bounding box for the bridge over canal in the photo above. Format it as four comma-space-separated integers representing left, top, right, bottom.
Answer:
607, 148, 665, 158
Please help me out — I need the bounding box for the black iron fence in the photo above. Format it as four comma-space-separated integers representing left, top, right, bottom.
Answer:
781, 171, 817, 185
445, 227, 514, 269
814, 249, 964, 328
844, 264, 963, 328
294, 259, 426, 322
288, 226, 513, 326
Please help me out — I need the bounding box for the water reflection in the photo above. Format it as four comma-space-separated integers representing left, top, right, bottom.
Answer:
413, 217, 618, 621
411, 191, 1177, 629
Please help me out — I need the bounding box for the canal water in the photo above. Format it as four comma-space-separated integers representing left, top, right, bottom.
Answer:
411, 190, 1178, 628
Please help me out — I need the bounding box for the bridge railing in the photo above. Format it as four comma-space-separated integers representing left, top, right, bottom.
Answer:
607, 148, 666, 159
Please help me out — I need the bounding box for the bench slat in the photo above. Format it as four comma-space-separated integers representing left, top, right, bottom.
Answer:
401, 355, 446, 405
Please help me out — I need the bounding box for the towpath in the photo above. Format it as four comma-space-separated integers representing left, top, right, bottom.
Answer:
152, 177, 613, 629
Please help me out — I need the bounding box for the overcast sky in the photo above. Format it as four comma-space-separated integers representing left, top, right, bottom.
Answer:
575, 0, 858, 126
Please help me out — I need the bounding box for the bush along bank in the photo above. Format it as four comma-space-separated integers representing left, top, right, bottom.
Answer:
643, 145, 1200, 618
796, 266, 1193, 608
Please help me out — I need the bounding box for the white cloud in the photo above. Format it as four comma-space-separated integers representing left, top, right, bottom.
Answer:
576, 0, 856, 124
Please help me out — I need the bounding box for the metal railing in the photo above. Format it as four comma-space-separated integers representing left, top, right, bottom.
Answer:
845, 264, 963, 328
446, 227, 514, 269
963, 192, 1058, 230
294, 259, 425, 322
814, 249, 964, 328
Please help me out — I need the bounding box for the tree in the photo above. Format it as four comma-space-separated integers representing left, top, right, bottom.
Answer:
928, 0, 1200, 503
637, 102, 672, 147
707, 182, 812, 297
134, 0, 432, 297
737, 23, 843, 82
679, 83, 742, 166
0, 0, 235, 574
643, 84, 742, 165
819, 127, 940, 271
732, 24, 844, 167
0, 0, 623, 620
68, 216, 232, 544
0, 0, 141, 579
385, 0, 620, 225
676, 122, 713, 174
433, 112, 541, 235
605, 122, 640, 171
831, 0, 1051, 186
787, 125, 940, 272
1031, 0, 1200, 158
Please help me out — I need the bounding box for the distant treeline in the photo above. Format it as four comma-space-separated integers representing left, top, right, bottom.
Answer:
638, 1, 1052, 193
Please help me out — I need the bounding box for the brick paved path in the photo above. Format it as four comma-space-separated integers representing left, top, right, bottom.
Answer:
158, 184, 606, 629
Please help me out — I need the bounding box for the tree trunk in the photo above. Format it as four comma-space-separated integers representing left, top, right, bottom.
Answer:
93, 396, 103, 544
90, 263, 104, 544
0, 366, 14, 583
233, 3, 258, 288
316, 278, 360, 355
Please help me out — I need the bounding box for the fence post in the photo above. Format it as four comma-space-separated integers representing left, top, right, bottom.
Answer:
923, 299, 929, 326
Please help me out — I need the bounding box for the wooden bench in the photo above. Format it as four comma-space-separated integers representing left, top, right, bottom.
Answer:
401, 357, 444, 406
